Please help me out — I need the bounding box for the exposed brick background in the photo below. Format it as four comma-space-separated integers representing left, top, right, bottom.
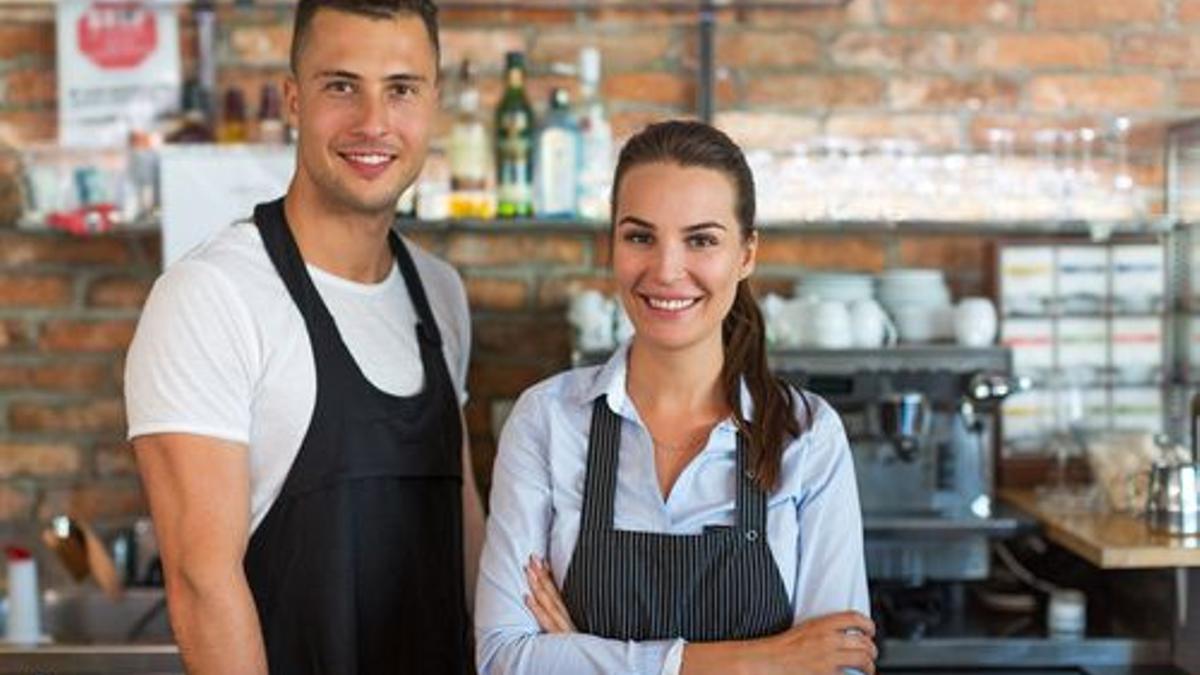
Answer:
1, 0, 1198, 526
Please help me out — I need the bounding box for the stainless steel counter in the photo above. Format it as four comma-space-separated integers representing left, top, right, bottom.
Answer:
0, 644, 181, 674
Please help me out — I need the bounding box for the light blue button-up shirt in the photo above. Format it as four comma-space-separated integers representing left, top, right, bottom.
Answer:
475, 344, 869, 675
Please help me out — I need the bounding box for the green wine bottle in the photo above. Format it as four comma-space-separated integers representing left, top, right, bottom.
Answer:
495, 51, 535, 218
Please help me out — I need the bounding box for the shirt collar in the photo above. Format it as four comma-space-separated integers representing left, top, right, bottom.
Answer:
575, 340, 754, 431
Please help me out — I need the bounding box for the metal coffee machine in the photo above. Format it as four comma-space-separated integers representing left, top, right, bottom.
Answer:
772, 346, 1024, 584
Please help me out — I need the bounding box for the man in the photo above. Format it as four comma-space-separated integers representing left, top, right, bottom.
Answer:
125, 2, 484, 673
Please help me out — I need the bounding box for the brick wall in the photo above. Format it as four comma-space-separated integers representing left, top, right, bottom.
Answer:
0, 0, 1196, 523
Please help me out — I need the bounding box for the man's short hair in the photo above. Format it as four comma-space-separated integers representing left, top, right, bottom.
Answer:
289, 0, 440, 74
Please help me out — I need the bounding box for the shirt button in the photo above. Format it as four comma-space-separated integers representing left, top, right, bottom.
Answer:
745, 530, 759, 542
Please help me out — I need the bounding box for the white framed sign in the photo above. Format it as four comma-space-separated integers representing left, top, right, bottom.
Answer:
57, 0, 181, 147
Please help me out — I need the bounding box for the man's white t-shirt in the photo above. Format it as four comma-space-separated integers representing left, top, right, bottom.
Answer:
125, 220, 471, 533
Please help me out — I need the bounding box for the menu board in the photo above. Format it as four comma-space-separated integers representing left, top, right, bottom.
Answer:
56, 0, 181, 147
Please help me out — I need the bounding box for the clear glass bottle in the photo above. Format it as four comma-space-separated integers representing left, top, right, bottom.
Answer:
448, 59, 494, 219
535, 87, 580, 219
494, 51, 535, 218
576, 47, 613, 222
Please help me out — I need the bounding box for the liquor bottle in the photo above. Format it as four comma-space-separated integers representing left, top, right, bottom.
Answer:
257, 82, 287, 144
576, 47, 613, 222
535, 88, 580, 219
217, 86, 248, 144
448, 59, 494, 219
166, 79, 215, 143
494, 51, 534, 218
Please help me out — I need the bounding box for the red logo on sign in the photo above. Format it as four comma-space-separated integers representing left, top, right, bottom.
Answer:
77, 2, 158, 69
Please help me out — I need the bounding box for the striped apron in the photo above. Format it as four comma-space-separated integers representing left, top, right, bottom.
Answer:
560, 399, 793, 642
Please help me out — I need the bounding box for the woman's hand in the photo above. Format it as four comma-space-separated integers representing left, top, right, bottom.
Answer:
682, 611, 877, 675
523, 555, 576, 634
749, 611, 877, 675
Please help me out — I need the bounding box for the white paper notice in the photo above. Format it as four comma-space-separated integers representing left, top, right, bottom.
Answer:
57, 0, 181, 147
160, 145, 294, 267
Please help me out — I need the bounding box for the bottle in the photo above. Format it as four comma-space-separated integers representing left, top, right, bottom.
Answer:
217, 86, 249, 144
494, 51, 535, 218
257, 82, 287, 144
576, 47, 613, 222
448, 59, 494, 219
534, 88, 580, 219
5, 546, 42, 645
166, 79, 215, 143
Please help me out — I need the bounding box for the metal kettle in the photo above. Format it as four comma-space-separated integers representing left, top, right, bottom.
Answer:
1146, 462, 1200, 536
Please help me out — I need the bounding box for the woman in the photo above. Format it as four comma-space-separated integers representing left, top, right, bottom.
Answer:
475, 120, 874, 675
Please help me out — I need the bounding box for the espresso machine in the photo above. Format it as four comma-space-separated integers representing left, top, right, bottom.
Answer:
772, 346, 1026, 639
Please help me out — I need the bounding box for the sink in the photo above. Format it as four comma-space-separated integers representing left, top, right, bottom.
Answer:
41, 588, 173, 644
1, 587, 172, 644
0, 588, 181, 673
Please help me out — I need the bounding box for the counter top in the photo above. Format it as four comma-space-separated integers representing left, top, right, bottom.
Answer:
999, 488, 1200, 569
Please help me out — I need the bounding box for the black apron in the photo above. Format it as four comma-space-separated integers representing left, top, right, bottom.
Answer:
243, 198, 469, 675
560, 399, 793, 642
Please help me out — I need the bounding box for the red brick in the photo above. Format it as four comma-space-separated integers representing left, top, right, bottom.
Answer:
883, 0, 1019, 27
0, 110, 56, 143
474, 316, 571, 359
1181, 0, 1200, 22
0, 361, 111, 393
974, 34, 1111, 70
86, 276, 152, 308
441, 29, 527, 73
0, 23, 55, 60
95, 441, 138, 477
445, 233, 587, 266
830, 32, 960, 70
531, 30, 675, 71
755, 235, 886, 272
0, 67, 56, 106
440, 8, 574, 24
603, 72, 692, 107
744, 1, 878, 26
0, 319, 33, 351
709, 31, 820, 69
537, 275, 616, 309
0, 443, 83, 478
715, 111, 821, 151
225, 22, 292, 66
0, 485, 34, 521
0, 274, 72, 308
39, 320, 137, 353
746, 74, 885, 109
889, 75, 1020, 111
463, 276, 529, 311
593, 232, 613, 268
823, 114, 963, 149
9, 398, 126, 433
37, 482, 147, 522
1028, 75, 1167, 111
0, 233, 132, 266
1118, 34, 1200, 69
1180, 78, 1200, 108
1033, 0, 1161, 27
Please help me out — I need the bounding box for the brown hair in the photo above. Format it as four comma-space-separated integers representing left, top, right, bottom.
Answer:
290, 0, 440, 74
610, 120, 805, 490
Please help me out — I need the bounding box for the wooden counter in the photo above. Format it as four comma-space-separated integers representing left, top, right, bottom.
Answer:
999, 488, 1200, 569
